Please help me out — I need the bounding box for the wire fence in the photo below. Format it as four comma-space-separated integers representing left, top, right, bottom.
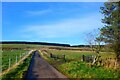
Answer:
2, 51, 29, 72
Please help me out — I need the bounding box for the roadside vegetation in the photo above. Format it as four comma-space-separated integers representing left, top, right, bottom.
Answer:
1, 44, 35, 79
59, 61, 118, 78
41, 49, 119, 78
2, 50, 28, 71
1, 53, 33, 80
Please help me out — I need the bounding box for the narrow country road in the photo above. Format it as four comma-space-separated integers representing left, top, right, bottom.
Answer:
25, 50, 68, 80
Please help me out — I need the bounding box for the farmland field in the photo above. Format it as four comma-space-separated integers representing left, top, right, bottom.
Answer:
41, 49, 119, 78
1, 44, 46, 72
2, 44, 44, 49
2, 53, 33, 79
2, 50, 28, 71
1, 44, 119, 78
1, 44, 35, 79
47, 49, 116, 61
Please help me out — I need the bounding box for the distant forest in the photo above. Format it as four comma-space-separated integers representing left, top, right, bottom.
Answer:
1, 41, 71, 47
1, 41, 103, 47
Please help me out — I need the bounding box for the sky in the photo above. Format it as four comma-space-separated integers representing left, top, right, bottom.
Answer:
2, 2, 105, 45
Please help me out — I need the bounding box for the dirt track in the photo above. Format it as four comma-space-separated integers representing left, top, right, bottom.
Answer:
25, 50, 67, 80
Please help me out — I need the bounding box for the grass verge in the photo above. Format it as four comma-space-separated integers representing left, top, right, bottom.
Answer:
1, 53, 33, 80
41, 50, 119, 78
58, 61, 119, 78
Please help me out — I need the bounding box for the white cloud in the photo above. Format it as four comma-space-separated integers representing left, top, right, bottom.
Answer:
26, 9, 52, 16
21, 13, 104, 38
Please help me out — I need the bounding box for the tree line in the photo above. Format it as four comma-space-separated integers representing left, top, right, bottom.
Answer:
1, 41, 70, 47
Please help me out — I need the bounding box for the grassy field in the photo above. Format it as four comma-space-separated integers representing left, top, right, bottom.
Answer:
2, 44, 44, 49
1, 44, 47, 72
59, 61, 118, 78
1, 44, 36, 79
42, 49, 119, 78
1, 44, 119, 78
1, 53, 33, 80
2, 50, 28, 71
47, 49, 116, 61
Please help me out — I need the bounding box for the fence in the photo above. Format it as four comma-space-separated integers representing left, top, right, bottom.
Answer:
81, 55, 94, 63
50, 53, 66, 62
0, 50, 33, 77
41, 50, 66, 62
81, 55, 119, 69
2, 51, 29, 72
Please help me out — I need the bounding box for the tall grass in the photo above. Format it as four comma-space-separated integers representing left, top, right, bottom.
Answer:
59, 61, 118, 78
44, 49, 118, 78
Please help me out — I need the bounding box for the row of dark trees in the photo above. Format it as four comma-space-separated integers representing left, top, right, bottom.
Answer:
1, 41, 70, 47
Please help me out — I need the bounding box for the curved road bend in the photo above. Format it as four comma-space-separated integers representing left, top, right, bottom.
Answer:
25, 50, 68, 80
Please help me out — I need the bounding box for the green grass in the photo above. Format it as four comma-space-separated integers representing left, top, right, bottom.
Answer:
1, 43, 44, 71
43, 49, 118, 78
2, 50, 28, 71
47, 50, 116, 61
1, 53, 33, 80
59, 61, 118, 78
2, 44, 44, 49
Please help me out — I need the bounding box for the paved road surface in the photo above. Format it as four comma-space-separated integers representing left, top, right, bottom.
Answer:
25, 50, 67, 80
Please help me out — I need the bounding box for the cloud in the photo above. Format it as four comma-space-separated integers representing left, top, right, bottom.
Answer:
21, 12, 103, 39
26, 9, 52, 16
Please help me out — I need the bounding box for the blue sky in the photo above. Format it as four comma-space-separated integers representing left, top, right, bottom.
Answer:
2, 2, 104, 45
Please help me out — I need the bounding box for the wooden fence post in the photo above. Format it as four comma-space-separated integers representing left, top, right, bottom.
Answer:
50, 53, 52, 58
62, 54, 66, 62
82, 55, 85, 61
